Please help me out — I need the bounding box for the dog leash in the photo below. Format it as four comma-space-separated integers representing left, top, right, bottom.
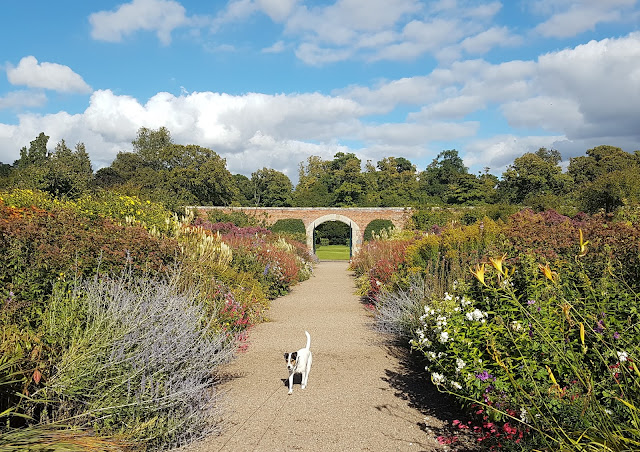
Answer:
251, 390, 289, 451
216, 383, 287, 452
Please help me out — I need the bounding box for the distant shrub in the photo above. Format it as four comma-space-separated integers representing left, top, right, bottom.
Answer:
270, 219, 306, 242
205, 209, 258, 227
364, 219, 395, 241
410, 208, 457, 230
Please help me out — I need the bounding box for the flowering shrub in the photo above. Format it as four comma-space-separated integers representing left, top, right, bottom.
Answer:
356, 209, 640, 449
349, 236, 413, 301
0, 188, 314, 449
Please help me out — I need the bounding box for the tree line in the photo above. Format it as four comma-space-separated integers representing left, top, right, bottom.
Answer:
1, 126, 639, 215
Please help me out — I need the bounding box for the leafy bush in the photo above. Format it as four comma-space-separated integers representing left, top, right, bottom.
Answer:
0, 188, 314, 449
205, 208, 258, 227
354, 209, 640, 449
363, 219, 395, 241
270, 218, 306, 243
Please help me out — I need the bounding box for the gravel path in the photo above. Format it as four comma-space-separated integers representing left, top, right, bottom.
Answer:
185, 261, 475, 452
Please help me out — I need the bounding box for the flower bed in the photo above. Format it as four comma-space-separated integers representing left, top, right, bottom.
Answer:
0, 189, 313, 450
353, 210, 640, 449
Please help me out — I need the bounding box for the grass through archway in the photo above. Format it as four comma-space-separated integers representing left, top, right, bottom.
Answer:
315, 244, 350, 260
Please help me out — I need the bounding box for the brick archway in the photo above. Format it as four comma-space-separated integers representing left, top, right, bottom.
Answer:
193, 207, 412, 256
305, 213, 361, 255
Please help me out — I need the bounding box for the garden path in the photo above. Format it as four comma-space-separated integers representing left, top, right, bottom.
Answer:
184, 261, 474, 452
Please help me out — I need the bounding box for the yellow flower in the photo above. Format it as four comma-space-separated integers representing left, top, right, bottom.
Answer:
579, 322, 587, 353
539, 263, 558, 283
470, 263, 487, 286
489, 254, 507, 276
578, 229, 589, 257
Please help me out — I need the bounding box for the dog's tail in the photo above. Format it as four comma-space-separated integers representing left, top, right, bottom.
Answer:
304, 331, 311, 350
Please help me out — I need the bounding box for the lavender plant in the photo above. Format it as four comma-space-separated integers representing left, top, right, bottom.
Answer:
36, 271, 235, 450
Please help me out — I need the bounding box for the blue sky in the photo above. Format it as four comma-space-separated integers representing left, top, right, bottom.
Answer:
1, 0, 639, 182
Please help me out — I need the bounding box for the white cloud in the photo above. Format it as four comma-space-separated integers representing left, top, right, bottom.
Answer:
0, 90, 48, 110
262, 40, 287, 53
6, 56, 91, 94
256, 0, 298, 22
3, 31, 640, 181
533, 0, 637, 38
89, 0, 189, 45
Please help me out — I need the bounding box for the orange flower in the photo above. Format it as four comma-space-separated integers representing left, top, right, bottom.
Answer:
470, 263, 487, 286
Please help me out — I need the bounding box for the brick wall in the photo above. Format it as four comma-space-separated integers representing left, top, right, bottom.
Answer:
195, 206, 412, 255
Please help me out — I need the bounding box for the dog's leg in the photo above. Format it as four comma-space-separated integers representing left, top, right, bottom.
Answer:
301, 370, 307, 389
288, 373, 294, 394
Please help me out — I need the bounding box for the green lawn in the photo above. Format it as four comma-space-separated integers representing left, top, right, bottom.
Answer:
314, 244, 351, 260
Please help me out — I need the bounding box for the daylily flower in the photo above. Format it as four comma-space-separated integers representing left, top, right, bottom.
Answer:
470, 263, 486, 286
539, 263, 558, 283
578, 228, 589, 257
489, 254, 507, 276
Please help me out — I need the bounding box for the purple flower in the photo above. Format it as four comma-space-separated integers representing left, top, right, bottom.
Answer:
476, 370, 494, 382
527, 299, 536, 305
595, 320, 605, 334
613, 332, 621, 340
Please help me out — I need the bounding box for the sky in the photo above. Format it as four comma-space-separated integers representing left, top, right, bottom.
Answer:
1, 0, 639, 183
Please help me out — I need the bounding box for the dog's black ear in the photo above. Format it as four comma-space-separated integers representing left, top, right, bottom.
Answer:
284, 352, 289, 360
291, 352, 297, 360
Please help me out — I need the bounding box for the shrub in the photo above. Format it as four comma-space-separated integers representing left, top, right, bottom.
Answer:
364, 219, 395, 241
205, 209, 258, 227
270, 218, 306, 243
35, 273, 235, 450
357, 210, 640, 449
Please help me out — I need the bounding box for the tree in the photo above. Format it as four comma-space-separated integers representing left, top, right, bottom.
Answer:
499, 148, 571, 205
103, 127, 236, 209
568, 145, 640, 213
10, 134, 93, 199
373, 156, 418, 206
419, 149, 470, 204
232, 174, 253, 206
251, 168, 293, 207
44, 140, 93, 198
294, 156, 333, 207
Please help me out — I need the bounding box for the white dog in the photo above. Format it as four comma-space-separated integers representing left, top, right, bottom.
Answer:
284, 331, 312, 394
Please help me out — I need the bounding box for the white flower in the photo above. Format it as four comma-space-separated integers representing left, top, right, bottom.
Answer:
617, 351, 629, 362
456, 358, 466, 372
431, 372, 446, 385
426, 351, 437, 360
439, 331, 450, 343
460, 297, 471, 307
436, 315, 447, 327
451, 381, 462, 390
510, 321, 523, 332
465, 309, 487, 322
444, 292, 453, 301
520, 407, 528, 423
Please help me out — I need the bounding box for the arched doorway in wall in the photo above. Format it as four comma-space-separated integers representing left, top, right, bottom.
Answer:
306, 214, 361, 259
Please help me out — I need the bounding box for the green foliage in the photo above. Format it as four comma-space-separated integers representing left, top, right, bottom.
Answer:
315, 220, 350, 245
251, 167, 293, 207
364, 219, 395, 241
499, 148, 572, 204
0, 190, 314, 448
102, 127, 237, 210
356, 208, 640, 449
205, 208, 258, 227
9, 134, 93, 200
270, 218, 306, 242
